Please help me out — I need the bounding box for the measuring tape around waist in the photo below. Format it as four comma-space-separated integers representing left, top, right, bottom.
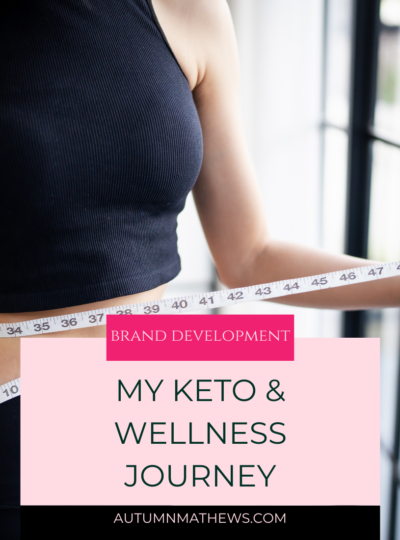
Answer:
0, 378, 21, 405
1, 261, 399, 339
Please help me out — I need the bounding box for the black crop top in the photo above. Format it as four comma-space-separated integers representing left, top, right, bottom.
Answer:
0, 0, 203, 313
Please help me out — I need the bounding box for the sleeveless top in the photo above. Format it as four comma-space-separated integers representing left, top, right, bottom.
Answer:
0, 0, 203, 312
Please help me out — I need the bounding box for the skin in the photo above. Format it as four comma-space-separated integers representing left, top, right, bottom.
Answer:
0, 0, 399, 384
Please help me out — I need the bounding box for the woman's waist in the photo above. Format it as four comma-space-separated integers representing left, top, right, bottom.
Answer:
0, 285, 167, 325
0, 285, 166, 382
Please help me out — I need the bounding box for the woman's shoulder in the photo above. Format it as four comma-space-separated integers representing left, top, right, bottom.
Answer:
152, 0, 231, 32
151, 0, 235, 90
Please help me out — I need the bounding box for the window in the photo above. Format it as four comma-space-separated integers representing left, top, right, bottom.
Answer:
322, 1, 400, 538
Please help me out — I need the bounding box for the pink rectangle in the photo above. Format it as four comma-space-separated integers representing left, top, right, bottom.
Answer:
106, 314, 294, 361
21, 338, 380, 505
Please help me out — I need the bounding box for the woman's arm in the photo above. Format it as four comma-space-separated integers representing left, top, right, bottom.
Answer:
191, 0, 400, 310
154, 0, 400, 309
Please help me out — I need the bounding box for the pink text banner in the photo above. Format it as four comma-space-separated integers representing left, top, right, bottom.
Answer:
20, 338, 379, 506
106, 314, 294, 361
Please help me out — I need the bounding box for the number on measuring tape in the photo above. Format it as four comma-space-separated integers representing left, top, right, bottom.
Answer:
0, 378, 21, 404
116, 309, 132, 315
199, 296, 214, 305
89, 314, 104, 323
61, 318, 77, 328
368, 267, 383, 276
172, 300, 187, 309
2, 385, 18, 397
340, 272, 356, 281
144, 305, 160, 314
311, 277, 328, 286
228, 291, 244, 301
256, 287, 271, 296
284, 283, 299, 291
34, 322, 50, 332
7, 326, 22, 335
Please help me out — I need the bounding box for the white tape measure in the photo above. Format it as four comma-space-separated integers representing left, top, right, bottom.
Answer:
1, 261, 399, 339
0, 378, 21, 405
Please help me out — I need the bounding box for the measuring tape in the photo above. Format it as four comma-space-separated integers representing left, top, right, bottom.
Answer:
0, 262, 398, 404
0, 378, 21, 405
1, 261, 399, 339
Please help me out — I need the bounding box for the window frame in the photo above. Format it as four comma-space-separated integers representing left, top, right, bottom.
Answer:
321, 1, 400, 538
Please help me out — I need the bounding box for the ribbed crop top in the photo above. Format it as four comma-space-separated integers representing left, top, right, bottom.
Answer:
0, 0, 203, 313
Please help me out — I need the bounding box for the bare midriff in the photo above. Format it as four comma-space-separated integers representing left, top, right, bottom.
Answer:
0, 284, 167, 385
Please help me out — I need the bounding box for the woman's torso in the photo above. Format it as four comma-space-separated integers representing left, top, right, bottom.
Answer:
0, 0, 203, 381
0, 0, 202, 313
